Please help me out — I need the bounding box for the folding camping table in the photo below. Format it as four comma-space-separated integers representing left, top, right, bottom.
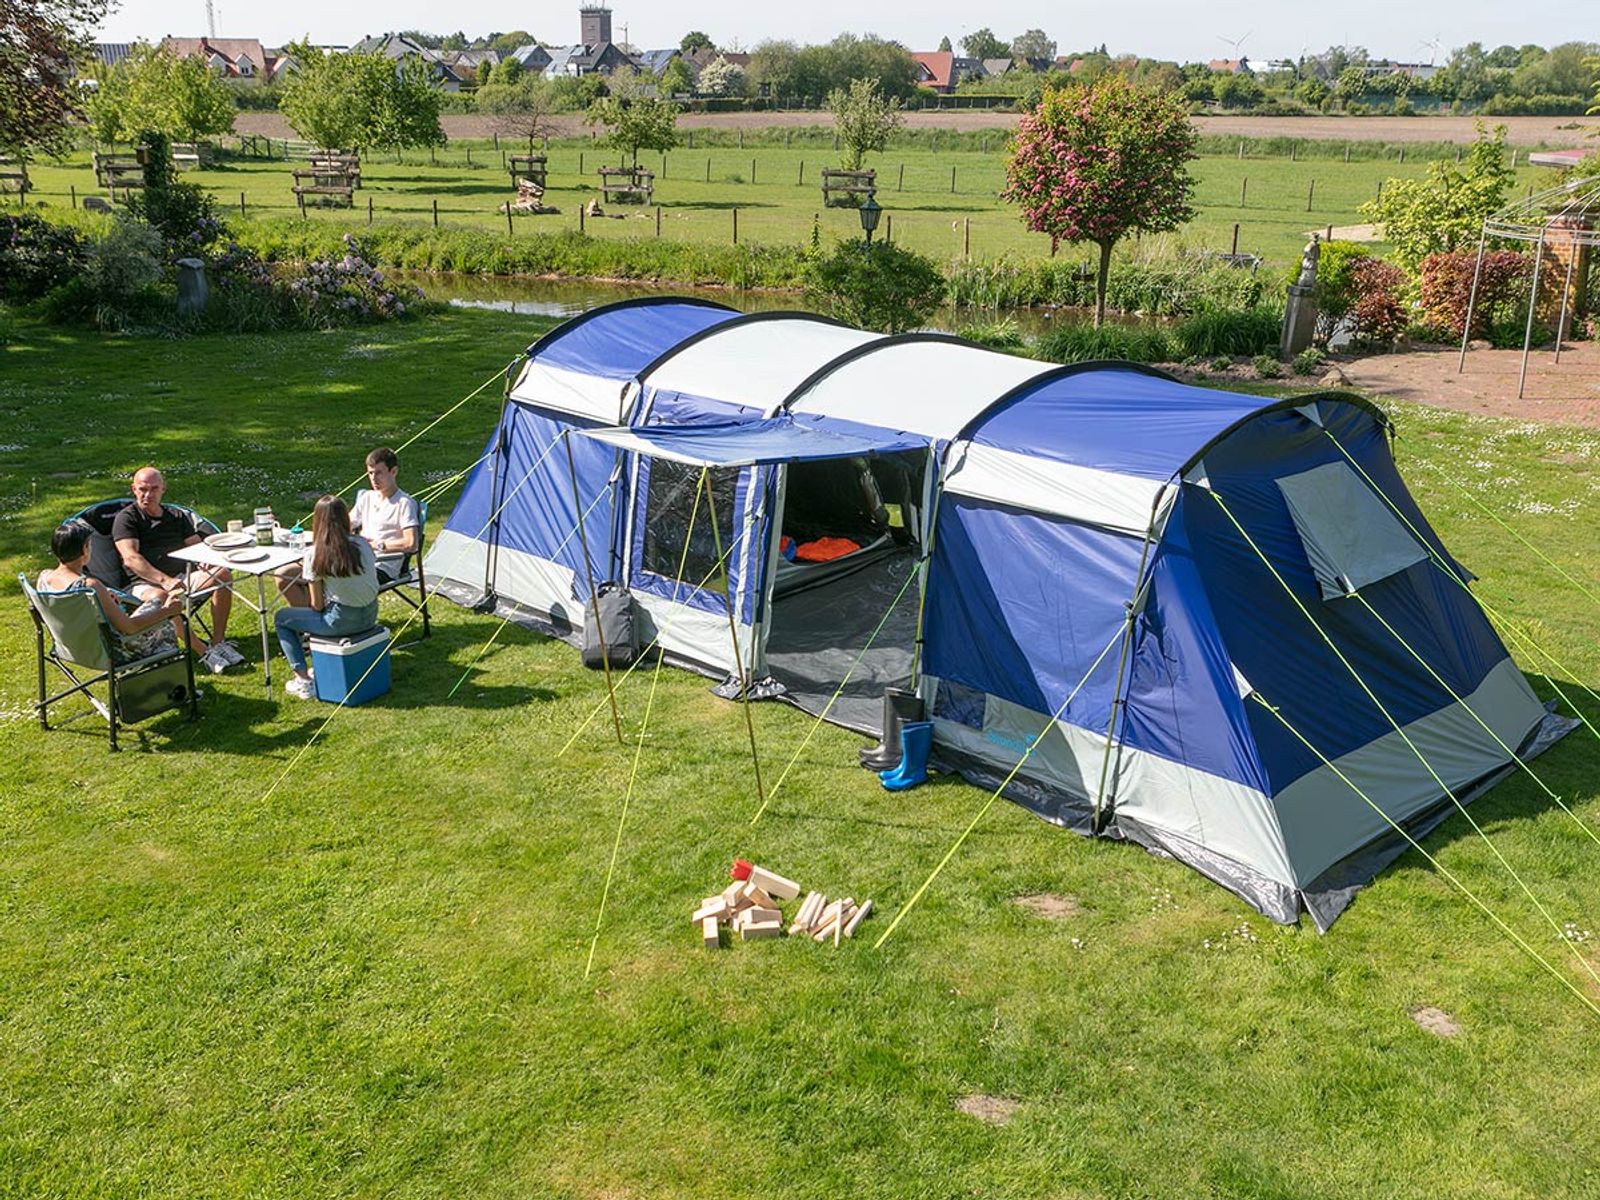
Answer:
168, 541, 304, 694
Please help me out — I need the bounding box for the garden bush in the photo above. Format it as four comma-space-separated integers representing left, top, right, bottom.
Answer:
1035, 321, 1173, 365
1417, 248, 1532, 341
1346, 257, 1409, 348
1172, 306, 1281, 357
1292, 347, 1327, 375
1251, 353, 1282, 378
804, 239, 944, 333
1302, 240, 1374, 346
0, 214, 88, 302
957, 316, 1025, 350
948, 251, 1266, 317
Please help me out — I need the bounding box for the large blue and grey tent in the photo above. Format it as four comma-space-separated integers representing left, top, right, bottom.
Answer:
428, 298, 1566, 929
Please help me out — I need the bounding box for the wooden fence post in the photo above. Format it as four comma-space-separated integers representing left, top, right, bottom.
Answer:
1238, 139, 1244, 159
885, 214, 892, 243
1344, 145, 1351, 163
1231, 223, 1239, 254
1398, 146, 1405, 164
506, 203, 513, 236
239, 190, 245, 216
798, 161, 804, 185
493, 132, 499, 149
963, 217, 970, 258
1240, 177, 1247, 206
1325, 224, 1333, 241
656, 205, 661, 237
466, 146, 472, 166
732, 207, 738, 244
1376, 179, 1384, 201
751, 157, 756, 183
950, 166, 956, 193
368, 195, 373, 224
579, 204, 585, 234
706, 157, 711, 183
1307, 179, 1315, 212
1290, 142, 1297, 162
898, 163, 904, 191
579, 151, 584, 175
432, 199, 438, 227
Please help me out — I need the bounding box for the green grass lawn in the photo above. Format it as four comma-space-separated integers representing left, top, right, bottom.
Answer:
3, 308, 1600, 1198
13, 139, 1551, 267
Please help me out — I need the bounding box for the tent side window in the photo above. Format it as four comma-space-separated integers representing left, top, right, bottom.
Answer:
639, 460, 742, 589
1276, 461, 1427, 600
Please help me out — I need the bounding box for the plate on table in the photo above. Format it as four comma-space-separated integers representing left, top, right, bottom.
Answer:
205, 531, 255, 550
225, 547, 269, 564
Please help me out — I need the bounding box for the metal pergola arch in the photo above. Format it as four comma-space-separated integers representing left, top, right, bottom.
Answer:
1457, 172, 1600, 398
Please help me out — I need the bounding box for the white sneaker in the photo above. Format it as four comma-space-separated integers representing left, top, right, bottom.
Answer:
201, 645, 230, 674
284, 675, 317, 699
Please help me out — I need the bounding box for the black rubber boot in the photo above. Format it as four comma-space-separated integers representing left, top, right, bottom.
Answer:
858, 687, 926, 770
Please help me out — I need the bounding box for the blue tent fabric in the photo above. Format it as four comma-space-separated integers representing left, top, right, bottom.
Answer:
529, 299, 738, 382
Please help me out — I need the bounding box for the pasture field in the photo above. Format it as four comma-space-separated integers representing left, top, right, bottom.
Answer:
3, 306, 1600, 1197
13, 136, 1552, 267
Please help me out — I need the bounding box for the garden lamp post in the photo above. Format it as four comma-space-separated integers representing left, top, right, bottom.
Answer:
858, 191, 882, 245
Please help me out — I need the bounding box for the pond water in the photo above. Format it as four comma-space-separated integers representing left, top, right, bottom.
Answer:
395, 272, 1159, 340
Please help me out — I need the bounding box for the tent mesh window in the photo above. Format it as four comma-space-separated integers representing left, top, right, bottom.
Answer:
640, 461, 741, 588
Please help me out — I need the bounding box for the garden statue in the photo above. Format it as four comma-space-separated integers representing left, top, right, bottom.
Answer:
1281, 234, 1320, 358
175, 257, 209, 318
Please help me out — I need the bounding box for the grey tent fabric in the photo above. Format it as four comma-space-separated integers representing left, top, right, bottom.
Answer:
1277, 462, 1428, 599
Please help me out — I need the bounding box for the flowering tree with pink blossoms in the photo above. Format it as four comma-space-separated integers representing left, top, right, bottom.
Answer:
1003, 77, 1198, 327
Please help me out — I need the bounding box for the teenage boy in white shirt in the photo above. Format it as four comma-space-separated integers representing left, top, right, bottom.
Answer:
277, 447, 421, 605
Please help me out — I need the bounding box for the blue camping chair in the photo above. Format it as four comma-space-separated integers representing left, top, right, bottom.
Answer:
19, 573, 199, 752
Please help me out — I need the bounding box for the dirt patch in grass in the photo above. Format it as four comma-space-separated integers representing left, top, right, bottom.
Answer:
955, 1093, 1022, 1125
1410, 1005, 1462, 1037
1011, 892, 1082, 920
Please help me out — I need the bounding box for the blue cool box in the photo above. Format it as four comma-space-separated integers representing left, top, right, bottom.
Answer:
308, 626, 391, 705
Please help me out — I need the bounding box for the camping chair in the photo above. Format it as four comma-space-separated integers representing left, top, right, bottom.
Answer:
20, 574, 199, 752
376, 498, 431, 642
70, 498, 225, 641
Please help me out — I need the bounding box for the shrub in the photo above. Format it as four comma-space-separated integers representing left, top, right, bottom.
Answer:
958, 316, 1024, 350
804, 239, 944, 333
1292, 347, 1327, 375
1251, 353, 1282, 378
1172, 306, 1281, 358
1304, 240, 1373, 346
1346, 258, 1409, 348
85, 217, 166, 301
282, 235, 427, 329
1417, 248, 1532, 341
0, 214, 88, 302
947, 250, 1265, 317
1210, 355, 1232, 372
1035, 321, 1173, 364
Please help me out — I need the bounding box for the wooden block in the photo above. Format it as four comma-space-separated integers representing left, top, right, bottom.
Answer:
748, 866, 801, 901
740, 882, 776, 910
745, 906, 781, 926
843, 899, 873, 938
702, 915, 720, 949
722, 882, 746, 909
740, 916, 782, 940
812, 900, 845, 941
796, 892, 824, 931
692, 897, 730, 923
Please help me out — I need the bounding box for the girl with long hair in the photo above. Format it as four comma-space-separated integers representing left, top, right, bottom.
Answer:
273, 494, 379, 699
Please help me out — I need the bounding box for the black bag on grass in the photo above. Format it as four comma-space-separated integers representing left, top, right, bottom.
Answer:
582, 584, 638, 669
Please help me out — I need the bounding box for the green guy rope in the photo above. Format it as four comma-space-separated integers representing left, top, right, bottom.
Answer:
749, 558, 927, 826
584, 472, 707, 980
1252, 692, 1600, 1022
874, 624, 1123, 951
1209, 488, 1600, 991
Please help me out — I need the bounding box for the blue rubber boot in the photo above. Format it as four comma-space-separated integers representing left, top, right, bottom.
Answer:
879, 721, 933, 791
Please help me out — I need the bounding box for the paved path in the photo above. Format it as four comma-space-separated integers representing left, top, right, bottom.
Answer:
1339, 339, 1600, 428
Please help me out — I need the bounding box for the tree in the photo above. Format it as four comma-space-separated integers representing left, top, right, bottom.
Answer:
747, 39, 798, 101
489, 31, 535, 55
587, 74, 679, 168
83, 45, 236, 145
961, 28, 1009, 61
697, 55, 743, 97
1003, 76, 1197, 326
1360, 124, 1513, 272
937, 36, 952, 54
794, 34, 919, 103
476, 60, 493, 89
659, 56, 695, 98
1011, 30, 1057, 62
679, 30, 714, 55
492, 57, 523, 85
476, 75, 560, 144
1, 0, 109, 160
1510, 41, 1599, 97
1212, 70, 1263, 108
282, 45, 444, 154
827, 78, 903, 171
367, 55, 447, 156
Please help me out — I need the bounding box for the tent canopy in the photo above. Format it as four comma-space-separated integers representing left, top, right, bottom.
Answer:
575, 417, 926, 468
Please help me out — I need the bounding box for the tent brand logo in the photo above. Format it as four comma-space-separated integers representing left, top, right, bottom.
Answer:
983, 730, 1030, 755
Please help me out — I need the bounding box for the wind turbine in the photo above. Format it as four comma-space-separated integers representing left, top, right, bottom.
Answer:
1417, 35, 1443, 65
1216, 30, 1252, 64
205, 0, 217, 38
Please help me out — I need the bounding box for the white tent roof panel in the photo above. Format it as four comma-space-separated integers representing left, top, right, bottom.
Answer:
641, 318, 881, 414
786, 340, 1056, 440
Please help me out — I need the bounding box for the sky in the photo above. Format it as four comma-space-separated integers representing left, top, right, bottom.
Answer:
96, 0, 1584, 64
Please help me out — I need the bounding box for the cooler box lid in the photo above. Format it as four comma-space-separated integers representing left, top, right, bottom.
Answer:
308, 626, 390, 656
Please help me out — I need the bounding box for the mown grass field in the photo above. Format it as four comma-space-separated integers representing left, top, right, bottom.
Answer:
3, 307, 1600, 1198
13, 136, 1552, 267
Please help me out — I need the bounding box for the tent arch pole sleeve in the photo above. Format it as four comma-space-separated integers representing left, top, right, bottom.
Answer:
1210, 487, 1600, 989
1090, 481, 1171, 832
1457, 226, 1488, 373
565, 430, 626, 745
702, 468, 766, 810
910, 440, 959, 689
480, 359, 523, 606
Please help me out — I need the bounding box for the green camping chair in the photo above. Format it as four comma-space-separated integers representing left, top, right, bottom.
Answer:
20, 574, 199, 752
376, 498, 431, 642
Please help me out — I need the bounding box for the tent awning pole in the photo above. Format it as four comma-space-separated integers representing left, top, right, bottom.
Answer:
703, 468, 766, 811
566, 431, 626, 746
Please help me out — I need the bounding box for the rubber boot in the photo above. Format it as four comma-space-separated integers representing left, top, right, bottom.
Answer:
878, 721, 933, 791
859, 688, 925, 770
